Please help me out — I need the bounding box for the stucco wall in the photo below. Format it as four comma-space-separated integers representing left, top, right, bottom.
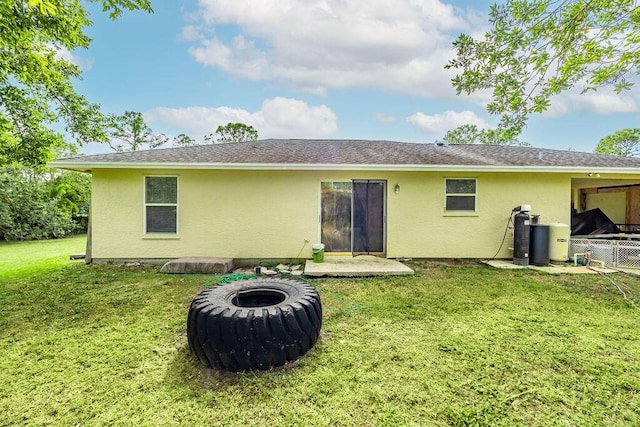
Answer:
91, 169, 572, 260
387, 171, 571, 259
586, 191, 627, 225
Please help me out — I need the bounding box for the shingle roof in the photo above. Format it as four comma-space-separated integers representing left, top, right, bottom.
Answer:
50, 139, 640, 171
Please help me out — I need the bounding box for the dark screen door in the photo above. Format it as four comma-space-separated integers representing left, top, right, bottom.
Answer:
352, 180, 386, 255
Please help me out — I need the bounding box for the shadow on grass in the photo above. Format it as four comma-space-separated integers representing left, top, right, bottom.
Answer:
164, 334, 325, 392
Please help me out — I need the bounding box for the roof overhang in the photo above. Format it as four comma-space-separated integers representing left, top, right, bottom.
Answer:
48, 161, 640, 175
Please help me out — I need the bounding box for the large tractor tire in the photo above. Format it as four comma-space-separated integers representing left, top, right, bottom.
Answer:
187, 278, 322, 371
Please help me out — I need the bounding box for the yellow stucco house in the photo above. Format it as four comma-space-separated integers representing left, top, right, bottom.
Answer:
51, 139, 640, 264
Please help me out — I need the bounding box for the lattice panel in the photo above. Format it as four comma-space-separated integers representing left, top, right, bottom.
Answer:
569, 239, 612, 266
569, 238, 640, 268
617, 241, 640, 268
568, 239, 590, 256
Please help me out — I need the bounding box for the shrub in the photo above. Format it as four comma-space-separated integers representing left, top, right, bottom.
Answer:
0, 166, 90, 241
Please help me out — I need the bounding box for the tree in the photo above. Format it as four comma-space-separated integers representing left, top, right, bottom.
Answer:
172, 133, 197, 147
106, 111, 167, 152
447, 0, 640, 138
443, 124, 529, 145
443, 124, 482, 145
0, 165, 88, 240
0, 0, 153, 167
49, 170, 92, 219
106, 112, 198, 151
595, 128, 640, 157
211, 122, 259, 144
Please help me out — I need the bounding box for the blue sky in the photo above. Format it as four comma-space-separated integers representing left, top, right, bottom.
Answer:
69, 0, 639, 154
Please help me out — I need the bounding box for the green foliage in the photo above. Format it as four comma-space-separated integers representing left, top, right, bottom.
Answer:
49, 169, 91, 234
211, 122, 259, 144
1, 257, 639, 425
443, 124, 530, 146
107, 112, 198, 151
106, 111, 166, 151
595, 128, 640, 156
0, 0, 153, 167
93, 0, 152, 19
0, 166, 90, 240
173, 133, 197, 147
447, 0, 640, 136
443, 124, 482, 145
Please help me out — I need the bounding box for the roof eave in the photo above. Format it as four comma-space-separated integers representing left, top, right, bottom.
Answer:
47, 161, 640, 174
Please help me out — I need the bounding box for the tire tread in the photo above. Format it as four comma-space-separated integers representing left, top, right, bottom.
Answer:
187, 279, 322, 371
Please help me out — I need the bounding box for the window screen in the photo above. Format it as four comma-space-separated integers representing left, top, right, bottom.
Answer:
445, 178, 476, 212
145, 176, 177, 233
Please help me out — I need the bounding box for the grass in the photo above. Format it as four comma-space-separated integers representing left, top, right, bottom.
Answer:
0, 235, 86, 281
1, 242, 640, 426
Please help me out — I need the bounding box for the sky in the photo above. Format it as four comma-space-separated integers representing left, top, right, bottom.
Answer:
69, 0, 639, 155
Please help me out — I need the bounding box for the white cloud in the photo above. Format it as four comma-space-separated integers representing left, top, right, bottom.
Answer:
182, 0, 640, 121
189, 35, 269, 80
569, 92, 638, 115
406, 110, 489, 136
543, 88, 639, 117
144, 97, 338, 140
179, 25, 206, 42
186, 0, 476, 97
52, 45, 94, 71
374, 113, 396, 123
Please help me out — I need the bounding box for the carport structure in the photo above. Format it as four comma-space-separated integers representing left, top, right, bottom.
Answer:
571, 175, 640, 268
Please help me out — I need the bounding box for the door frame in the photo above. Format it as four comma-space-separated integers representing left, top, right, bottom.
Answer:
351, 179, 387, 257
318, 179, 387, 257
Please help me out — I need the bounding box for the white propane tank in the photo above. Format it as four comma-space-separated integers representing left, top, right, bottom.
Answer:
549, 223, 570, 263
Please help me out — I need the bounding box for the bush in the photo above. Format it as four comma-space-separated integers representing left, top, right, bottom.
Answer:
49, 169, 91, 232
0, 166, 91, 241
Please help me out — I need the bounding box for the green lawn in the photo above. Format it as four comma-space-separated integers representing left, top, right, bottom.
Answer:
0, 235, 86, 281
1, 241, 639, 426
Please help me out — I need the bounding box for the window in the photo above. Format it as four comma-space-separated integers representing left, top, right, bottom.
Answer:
145, 176, 177, 233
445, 178, 476, 212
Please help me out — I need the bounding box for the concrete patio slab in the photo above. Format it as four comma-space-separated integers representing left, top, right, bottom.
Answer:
613, 267, 640, 277
304, 255, 414, 277
483, 260, 618, 274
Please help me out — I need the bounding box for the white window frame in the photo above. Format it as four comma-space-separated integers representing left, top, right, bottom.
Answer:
444, 178, 477, 212
144, 176, 178, 235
